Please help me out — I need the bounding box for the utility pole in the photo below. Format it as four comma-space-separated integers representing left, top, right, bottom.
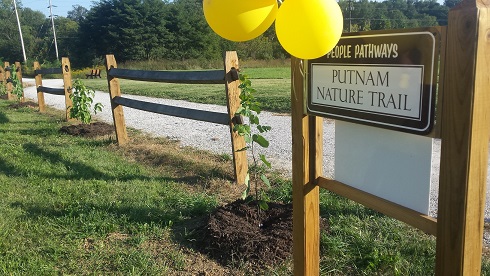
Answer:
12, 0, 27, 61
48, 0, 59, 60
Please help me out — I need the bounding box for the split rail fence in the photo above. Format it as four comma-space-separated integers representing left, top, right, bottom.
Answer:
1, 61, 24, 101
105, 51, 247, 184
34, 57, 73, 121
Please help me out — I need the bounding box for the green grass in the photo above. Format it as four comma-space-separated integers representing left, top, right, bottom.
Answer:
1, 100, 490, 274
239, 67, 291, 79
83, 67, 291, 113
0, 102, 218, 274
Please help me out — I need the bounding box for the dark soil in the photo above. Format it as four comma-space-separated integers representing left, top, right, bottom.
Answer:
197, 199, 329, 267
60, 122, 115, 138
7, 100, 38, 109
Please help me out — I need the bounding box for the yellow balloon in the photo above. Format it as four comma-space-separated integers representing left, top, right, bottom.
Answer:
203, 0, 278, 42
275, 0, 343, 59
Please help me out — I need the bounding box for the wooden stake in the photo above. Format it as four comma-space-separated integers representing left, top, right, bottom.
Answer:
34, 61, 46, 113
436, 0, 490, 274
4, 62, 12, 100
292, 57, 320, 276
224, 51, 248, 185
61, 57, 73, 121
0, 65, 4, 92
105, 55, 129, 145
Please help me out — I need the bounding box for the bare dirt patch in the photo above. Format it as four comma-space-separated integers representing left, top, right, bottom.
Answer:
7, 100, 38, 109
183, 199, 328, 269
60, 121, 115, 138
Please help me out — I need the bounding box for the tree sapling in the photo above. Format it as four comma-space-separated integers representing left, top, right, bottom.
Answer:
234, 73, 272, 211
69, 79, 103, 124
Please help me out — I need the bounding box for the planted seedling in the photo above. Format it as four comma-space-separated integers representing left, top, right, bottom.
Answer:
69, 79, 103, 124
234, 73, 272, 211
8, 65, 23, 101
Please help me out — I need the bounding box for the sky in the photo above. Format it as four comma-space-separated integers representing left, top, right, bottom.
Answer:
21, 0, 93, 18
21, 0, 448, 19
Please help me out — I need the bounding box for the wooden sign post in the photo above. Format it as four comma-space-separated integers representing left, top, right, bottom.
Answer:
436, 0, 490, 274
291, 0, 490, 274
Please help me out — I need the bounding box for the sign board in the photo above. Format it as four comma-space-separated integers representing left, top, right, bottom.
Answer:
307, 28, 443, 134
335, 121, 433, 215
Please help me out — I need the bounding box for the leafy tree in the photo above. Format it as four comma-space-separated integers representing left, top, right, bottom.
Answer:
18, 8, 46, 60
164, 0, 222, 60
54, 17, 79, 59
0, 0, 24, 61
236, 36, 274, 60
78, 0, 170, 63
67, 5, 88, 24
339, 0, 442, 32
444, 0, 462, 8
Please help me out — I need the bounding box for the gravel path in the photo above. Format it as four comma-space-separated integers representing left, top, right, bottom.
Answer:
21, 79, 490, 225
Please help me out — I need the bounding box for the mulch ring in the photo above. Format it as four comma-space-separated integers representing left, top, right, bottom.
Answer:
198, 199, 329, 267
7, 100, 38, 109
60, 122, 115, 138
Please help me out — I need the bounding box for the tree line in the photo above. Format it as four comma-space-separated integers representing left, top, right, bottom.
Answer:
0, 0, 459, 68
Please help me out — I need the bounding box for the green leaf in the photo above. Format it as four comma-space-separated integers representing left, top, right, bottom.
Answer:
236, 146, 249, 152
257, 125, 272, 133
235, 106, 244, 114
241, 173, 250, 200
94, 103, 104, 114
258, 200, 269, 211
250, 104, 261, 113
259, 154, 271, 168
249, 114, 259, 125
239, 74, 249, 82
260, 174, 271, 188
252, 134, 269, 148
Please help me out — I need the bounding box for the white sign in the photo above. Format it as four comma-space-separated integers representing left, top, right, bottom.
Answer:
311, 64, 424, 120
335, 121, 433, 215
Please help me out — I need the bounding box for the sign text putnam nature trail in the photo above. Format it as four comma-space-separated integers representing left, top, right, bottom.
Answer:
307, 27, 443, 135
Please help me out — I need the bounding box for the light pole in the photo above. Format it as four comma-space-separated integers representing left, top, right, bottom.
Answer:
48, 0, 59, 60
12, 0, 27, 61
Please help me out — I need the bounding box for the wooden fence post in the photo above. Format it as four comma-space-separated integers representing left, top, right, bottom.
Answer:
436, 0, 490, 274
34, 62, 46, 113
291, 57, 321, 275
0, 65, 4, 98
14, 61, 24, 102
105, 54, 129, 145
61, 57, 73, 121
224, 51, 248, 185
4, 62, 13, 100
